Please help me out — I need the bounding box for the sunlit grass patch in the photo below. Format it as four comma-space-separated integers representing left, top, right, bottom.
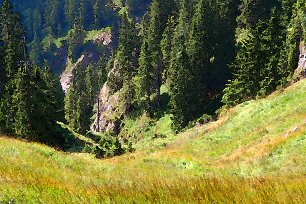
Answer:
0, 79, 305, 202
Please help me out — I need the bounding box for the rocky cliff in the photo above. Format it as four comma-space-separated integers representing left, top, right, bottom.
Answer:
91, 60, 132, 134
294, 41, 306, 80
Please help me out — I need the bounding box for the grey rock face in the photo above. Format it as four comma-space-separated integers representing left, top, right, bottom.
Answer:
294, 42, 306, 80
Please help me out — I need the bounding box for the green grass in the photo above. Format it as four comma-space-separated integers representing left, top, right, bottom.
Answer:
42, 27, 111, 49
1, 79, 306, 203
57, 122, 100, 148
85, 27, 111, 42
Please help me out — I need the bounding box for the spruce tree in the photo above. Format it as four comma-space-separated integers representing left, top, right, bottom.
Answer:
64, 0, 77, 28
68, 11, 86, 62
0, 0, 65, 143
187, 0, 214, 115
277, 0, 305, 85
137, 39, 153, 110
258, 8, 283, 95
137, 0, 177, 112
160, 16, 176, 81
28, 66, 65, 143
168, 0, 193, 130
64, 64, 86, 133
30, 9, 43, 65
65, 61, 100, 134
0, 0, 25, 79
222, 31, 260, 106
118, 12, 140, 78
0, 24, 4, 98
44, 0, 63, 37
12, 67, 31, 136
0, 0, 28, 133
107, 11, 140, 94
223, 0, 284, 106
82, 0, 95, 30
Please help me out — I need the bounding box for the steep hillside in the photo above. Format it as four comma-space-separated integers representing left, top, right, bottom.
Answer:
0, 0, 150, 74
0, 79, 305, 203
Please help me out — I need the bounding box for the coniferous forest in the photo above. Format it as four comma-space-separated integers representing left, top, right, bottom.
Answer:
0, 0, 305, 155
1, 0, 306, 202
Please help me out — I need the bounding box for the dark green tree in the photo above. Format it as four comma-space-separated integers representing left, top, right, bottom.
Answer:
160, 16, 176, 81
67, 12, 86, 62
223, 0, 286, 106
168, 0, 193, 130
0, 0, 28, 133
12, 67, 31, 136
30, 9, 43, 65
28, 66, 65, 143
44, 0, 63, 37
186, 0, 215, 115
64, 0, 77, 28
0, 0, 65, 145
65, 61, 101, 134
277, 0, 305, 85
137, 0, 177, 112
107, 12, 140, 94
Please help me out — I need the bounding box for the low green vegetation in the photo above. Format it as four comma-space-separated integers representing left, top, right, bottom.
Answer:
0, 79, 305, 203
85, 27, 112, 42
42, 27, 112, 49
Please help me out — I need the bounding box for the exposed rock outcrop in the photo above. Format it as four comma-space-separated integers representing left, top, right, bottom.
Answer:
91, 62, 132, 134
59, 29, 114, 93
91, 84, 131, 134
57, 28, 114, 93
60, 54, 93, 93
93, 30, 112, 46
294, 41, 306, 80
91, 82, 120, 133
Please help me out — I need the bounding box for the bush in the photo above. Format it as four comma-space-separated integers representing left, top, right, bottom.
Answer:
96, 132, 126, 158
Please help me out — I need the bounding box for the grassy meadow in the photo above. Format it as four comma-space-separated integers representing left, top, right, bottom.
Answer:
0, 79, 306, 203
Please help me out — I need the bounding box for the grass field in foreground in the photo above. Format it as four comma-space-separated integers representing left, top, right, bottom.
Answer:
0, 79, 305, 203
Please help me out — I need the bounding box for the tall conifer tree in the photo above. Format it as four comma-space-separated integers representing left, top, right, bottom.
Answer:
168, 0, 193, 130
137, 0, 177, 112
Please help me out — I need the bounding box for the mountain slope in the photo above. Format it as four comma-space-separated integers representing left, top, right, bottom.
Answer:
0, 79, 305, 203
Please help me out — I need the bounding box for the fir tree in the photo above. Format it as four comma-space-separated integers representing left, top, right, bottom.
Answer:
64, 0, 77, 28
107, 11, 140, 94
44, 0, 63, 37
137, 0, 177, 112
0, 0, 28, 133
28, 66, 64, 143
0, 23, 4, 98
65, 61, 100, 134
68, 11, 86, 62
187, 0, 214, 115
168, 0, 193, 130
30, 9, 43, 65
0, 0, 25, 79
277, 0, 305, 85
137, 39, 153, 110
12, 67, 31, 136
0, 0, 65, 144
160, 16, 176, 81
223, 0, 285, 106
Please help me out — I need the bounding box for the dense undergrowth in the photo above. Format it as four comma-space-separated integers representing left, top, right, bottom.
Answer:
0, 79, 305, 203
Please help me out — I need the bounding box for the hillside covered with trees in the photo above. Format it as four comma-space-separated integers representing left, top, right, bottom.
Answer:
1, 0, 306, 154
0, 0, 306, 160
